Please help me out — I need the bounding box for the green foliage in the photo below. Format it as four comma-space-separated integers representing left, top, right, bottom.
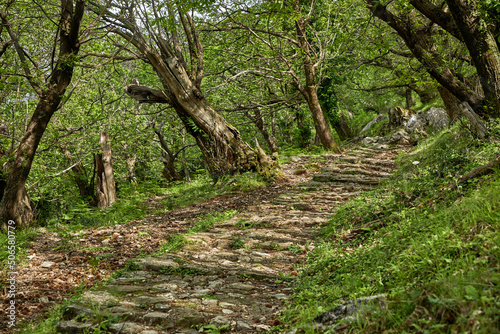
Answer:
281, 124, 500, 332
198, 323, 230, 334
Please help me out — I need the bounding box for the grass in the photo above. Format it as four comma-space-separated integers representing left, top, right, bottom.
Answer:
279, 122, 500, 333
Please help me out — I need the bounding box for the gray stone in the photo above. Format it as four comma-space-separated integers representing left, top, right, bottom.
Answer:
405, 111, 427, 133
313, 294, 386, 325
63, 304, 95, 320
134, 295, 174, 305
228, 282, 255, 291
109, 322, 145, 334
106, 306, 141, 320
56, 320, 94, 334
426, 107, 449, 131
82, 291, 117, 304
210, 315, 231, 327
143, 312, 174, 327
236, 321, 252, 330
274, 293, 290, 300
176, 312, 205, 328
107, 284, 145, 294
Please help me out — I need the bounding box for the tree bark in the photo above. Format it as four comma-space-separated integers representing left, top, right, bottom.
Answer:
154, 127, 182, 182
445, 0, 500, 117
294, 13, 341, 153
61, 146, 95, 201
459, 102, 487, 139
244, 108, 279, 153
116, 30, 278, 176
96, 131, 116, 207
438, 85, 462, 121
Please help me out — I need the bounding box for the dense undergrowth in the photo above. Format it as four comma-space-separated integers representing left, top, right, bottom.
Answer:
280, 122, 500, 333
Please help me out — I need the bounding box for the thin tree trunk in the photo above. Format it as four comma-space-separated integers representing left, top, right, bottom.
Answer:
98, 131, 116, 207
460, 102, 487, 139
295, 13, 341, 153
366, 0, 483, 110
438, 85, 462, 121
244, 108, 279, 153
181, 129, 191, 182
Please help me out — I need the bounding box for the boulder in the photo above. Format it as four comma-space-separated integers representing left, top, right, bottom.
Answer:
426, 107, 449, 131
314, 294, 386, 325
388, 106, 413, 129
405, 111, 427, 133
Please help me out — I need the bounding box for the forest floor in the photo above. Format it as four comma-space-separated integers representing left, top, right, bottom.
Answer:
3, 145, 405, 334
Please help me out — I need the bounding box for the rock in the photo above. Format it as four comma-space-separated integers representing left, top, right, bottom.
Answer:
82, 291, 117, 304
106, 306, 141, 320
383, 129, 411, 145
39, 296, 50, 304
56, 320, 94, 333
362, 130, 410, 146
107, 284, 145, 294
426, 107, 449, 131
63, 304, 95, 320
405, 111, 427, 133
313, 294, 386, 325
228, 282, 255, 291
210, 315, 231, 327
236, 321, 252, 330
143, 312, 174, 327
388, 106, 413, 128
176, 312, 205, 328
109, 322, 146, 334
41, 261, 55, 268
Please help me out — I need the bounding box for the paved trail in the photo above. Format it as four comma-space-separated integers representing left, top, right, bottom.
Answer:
56, 146, 402, 334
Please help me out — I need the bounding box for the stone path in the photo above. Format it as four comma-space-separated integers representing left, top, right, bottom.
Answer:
56, 146, 402, 334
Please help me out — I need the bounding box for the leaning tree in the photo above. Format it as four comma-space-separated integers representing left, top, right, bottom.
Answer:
0, 0, 86, 228
90, 0, 278, 178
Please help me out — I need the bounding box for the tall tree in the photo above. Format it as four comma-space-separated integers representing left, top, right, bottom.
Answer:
0, 0, 86, 228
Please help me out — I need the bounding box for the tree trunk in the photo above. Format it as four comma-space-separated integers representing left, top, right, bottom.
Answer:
438, 85, 462, 121
155, 128, 182, 182
181, 129, 191, 182
244, 108, 279, 153
125, 153, 137, 184
295, 14, 341, 153
0, 0, 85, 229
61, 146, 95, 201
96, 131, 116, 208
445, 0, 500, 117
459, 102, 487, 139
333, 111, 353, 141
121, 58, 277, 178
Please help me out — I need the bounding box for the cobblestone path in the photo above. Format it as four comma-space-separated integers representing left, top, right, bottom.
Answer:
56, 146, 402, 334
